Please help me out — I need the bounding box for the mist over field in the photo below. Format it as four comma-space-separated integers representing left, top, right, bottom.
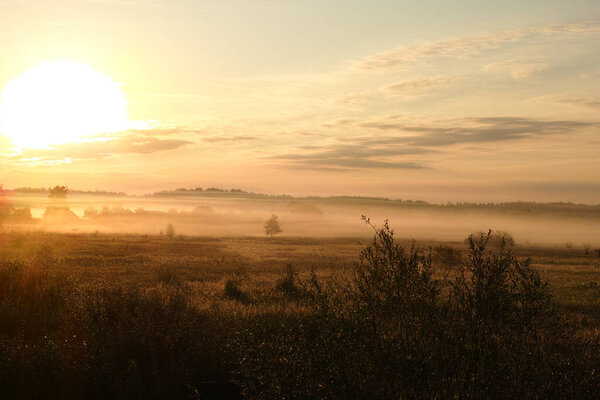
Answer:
4, 188, 599, 245
2, 0, 600, 397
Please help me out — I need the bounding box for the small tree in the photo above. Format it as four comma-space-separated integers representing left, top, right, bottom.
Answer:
165, 224, 176, 239
264, 215, 282, 237
48, 185, 68, 198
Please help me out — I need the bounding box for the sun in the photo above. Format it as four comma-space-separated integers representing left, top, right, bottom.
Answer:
0, 60, 131, 148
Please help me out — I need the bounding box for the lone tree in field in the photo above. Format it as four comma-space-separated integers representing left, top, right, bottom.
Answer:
264, 215, 282, 237
46, 185, 69, 210
45, 185, 79, 221
165, 223, 176, 239
48, 185, 69, 198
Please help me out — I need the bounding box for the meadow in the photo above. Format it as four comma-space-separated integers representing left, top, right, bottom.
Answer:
0, 225, 599, 399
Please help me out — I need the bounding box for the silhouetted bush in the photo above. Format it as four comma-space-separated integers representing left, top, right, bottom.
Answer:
1, 224, 599, 399
0, 259, 240, 400
155, 264, 181, 285
234, 222, 600, 399
465, 230, 515, 248
224, 278, 248, 303
165, 224, 176, 239
275, 264, 303, 299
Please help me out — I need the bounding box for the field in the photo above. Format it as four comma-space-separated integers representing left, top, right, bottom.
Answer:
1, 227, 599, 399
1, 230, 599, 315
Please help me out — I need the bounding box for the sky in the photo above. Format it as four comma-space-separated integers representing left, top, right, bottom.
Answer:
0, 0, 599, 203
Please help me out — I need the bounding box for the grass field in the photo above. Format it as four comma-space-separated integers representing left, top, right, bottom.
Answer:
2, 230, 598, 314
1, 228, 599, 399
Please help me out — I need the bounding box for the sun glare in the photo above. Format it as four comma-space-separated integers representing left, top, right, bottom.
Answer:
0, 60, 131, 148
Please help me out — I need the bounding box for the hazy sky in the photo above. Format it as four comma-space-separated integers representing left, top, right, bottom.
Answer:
0, 0, 599, 202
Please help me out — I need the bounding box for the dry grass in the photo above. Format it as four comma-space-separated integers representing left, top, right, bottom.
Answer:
0, 229, 598, 399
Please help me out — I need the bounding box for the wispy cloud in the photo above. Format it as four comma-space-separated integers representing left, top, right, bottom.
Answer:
272, 116, 595, 172
270, 142, 430, 171
537, 95, 600, 110
354, 116, 595, 147
2, 129, 194, 165
202, 135, 258, 143
384, 76, 462, 95
483, 60, 546, 79
357, 23, 599, 71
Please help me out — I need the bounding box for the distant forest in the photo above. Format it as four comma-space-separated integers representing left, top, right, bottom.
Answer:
8, 186, 600, 219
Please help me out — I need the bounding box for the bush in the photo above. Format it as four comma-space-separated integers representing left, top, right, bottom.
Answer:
34, 243, 55, 267
224, 278, 248, 303
465, 230, 515, 248
165, 224, 176, 239
234, 222, 599, 399
155, 264, 181, 285
0, 258, 240, 399
236, 218, 442, 399
583, 244, 590, 255
1, 224, 599, 399
275, 265, 302, 299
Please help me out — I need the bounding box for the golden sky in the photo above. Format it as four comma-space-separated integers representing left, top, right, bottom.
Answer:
0, 0, 599, 202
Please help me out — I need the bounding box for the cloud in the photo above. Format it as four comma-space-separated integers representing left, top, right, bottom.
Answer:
270, 142, 431, 171
4, 130, 193, 165
202, 135, 258, 143
384, 76, 462, 95
355, 116, 595, 147
100, 127, 205, 138
538, 95, 600, 110
276, 116, 595, 172
483, 60, 546, 79
357, 23, 599, 71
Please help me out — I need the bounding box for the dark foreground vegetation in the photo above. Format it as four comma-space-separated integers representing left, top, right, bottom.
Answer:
0, 222, 599, 399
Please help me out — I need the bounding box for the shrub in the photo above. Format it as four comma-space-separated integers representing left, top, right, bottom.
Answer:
449, 230, 553, 396
236, 218, 442, 399
224, 278, 248, 303
0, 258, 240, 399
275, 264, 302, 299
155, 264, 180, 285
234, 222, 579, 400
465, 230, 515, 248
34, 243, 55, 267
165, 224, 176, 239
